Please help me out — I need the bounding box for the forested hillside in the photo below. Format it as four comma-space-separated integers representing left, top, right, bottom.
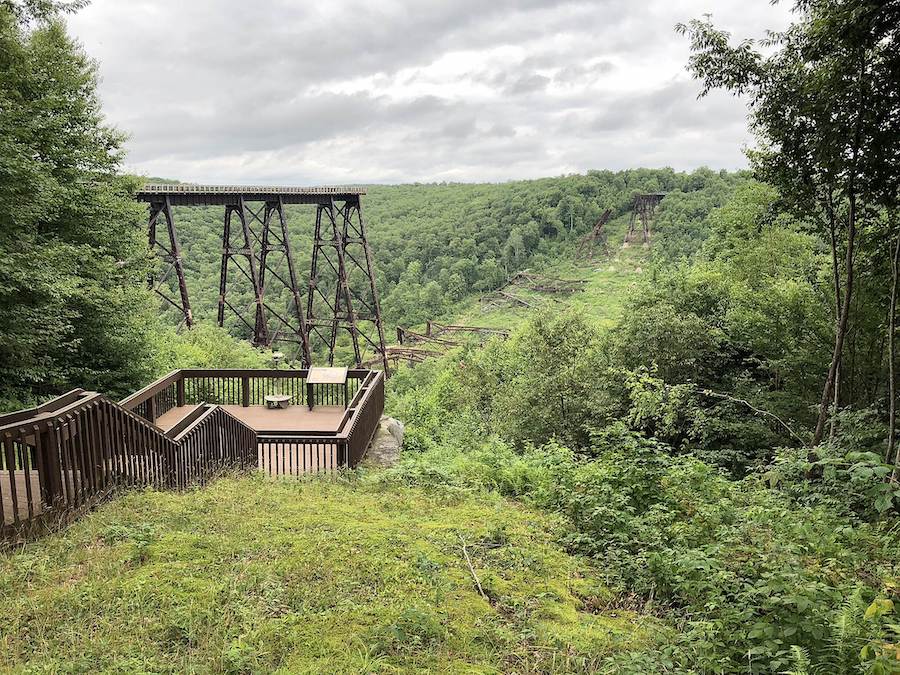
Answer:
0, 6, 269, 410
161, 169, 745, 352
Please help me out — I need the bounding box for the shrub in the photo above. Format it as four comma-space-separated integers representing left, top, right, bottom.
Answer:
381, 427, 900, 672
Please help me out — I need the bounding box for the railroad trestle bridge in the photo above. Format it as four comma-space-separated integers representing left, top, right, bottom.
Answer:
139, 185, 389, 372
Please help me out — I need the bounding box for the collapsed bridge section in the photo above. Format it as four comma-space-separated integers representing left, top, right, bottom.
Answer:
136, 185, 389, 372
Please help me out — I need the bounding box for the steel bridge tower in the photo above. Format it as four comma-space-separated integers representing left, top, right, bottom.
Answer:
136, 185, 389, 372
624, 193, 665, 246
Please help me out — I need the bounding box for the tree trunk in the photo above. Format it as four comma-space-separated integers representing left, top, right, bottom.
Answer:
890, 229, 900, 478
812, 196, 858, 448
830, 361, 841, 440
827, 193, 843, 441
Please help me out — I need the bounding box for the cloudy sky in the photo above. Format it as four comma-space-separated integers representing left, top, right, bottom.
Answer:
67, 0, 793, 185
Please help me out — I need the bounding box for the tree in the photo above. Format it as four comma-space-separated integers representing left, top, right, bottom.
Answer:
678, 0, 900, 447
0, 4, 156, 406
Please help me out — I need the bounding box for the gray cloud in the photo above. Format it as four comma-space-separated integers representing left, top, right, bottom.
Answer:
505, 73, 552, 96
68, 0, 793, 183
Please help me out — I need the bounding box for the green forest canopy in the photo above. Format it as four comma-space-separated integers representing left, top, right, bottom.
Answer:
158, 168, 743, 341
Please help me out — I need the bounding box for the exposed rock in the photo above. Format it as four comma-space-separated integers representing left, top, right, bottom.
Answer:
364, 416, 404, 468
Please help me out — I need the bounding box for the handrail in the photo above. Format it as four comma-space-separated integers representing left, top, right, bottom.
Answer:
119, 370, 180, 410
0, 389, 87, 427
2, 368, 384, 537
0, 391, 110, 433
170, 405, 216, 442
118, 369, 374, 409
1, 386, 258, 540
139, 184, 367, 195
165, 403, 210, 438
335, 371, 379, 438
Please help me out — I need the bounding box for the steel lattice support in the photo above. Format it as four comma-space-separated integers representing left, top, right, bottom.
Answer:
137, 185, 385, 370
306, 197, 389, 372
624, 193, 665, 245
147, 196, 193, 328
257, 198, 312, 365
217, 197, 312, 363
217, 196, 268, 346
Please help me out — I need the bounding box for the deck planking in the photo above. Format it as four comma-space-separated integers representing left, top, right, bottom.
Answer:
156, 404, 347, 434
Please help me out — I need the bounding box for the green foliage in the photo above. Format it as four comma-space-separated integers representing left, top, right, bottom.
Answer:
0, 476, 651, 672
768, 408, 900, 521
384, 200, 900, 667
159, 168, 745, 361
678, 0, 900, 446
149, 324, 271, 373
381, 430, 900, 673
0, 6, 157, 407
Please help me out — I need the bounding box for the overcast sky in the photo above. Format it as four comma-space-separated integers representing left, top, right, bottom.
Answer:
66, 1, 794, 185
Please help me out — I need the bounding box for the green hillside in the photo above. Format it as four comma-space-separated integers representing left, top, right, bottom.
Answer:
159, 169, 744, 362
4, 2, 900, 674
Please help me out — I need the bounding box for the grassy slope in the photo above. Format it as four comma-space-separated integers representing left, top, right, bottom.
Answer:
0, 476, 652, 673
424, 213, 649, 335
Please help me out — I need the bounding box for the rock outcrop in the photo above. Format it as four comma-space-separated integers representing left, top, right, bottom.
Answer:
364, 416, 404, 467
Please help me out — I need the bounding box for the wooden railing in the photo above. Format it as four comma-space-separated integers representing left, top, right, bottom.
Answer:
254, 369, 385, 475
2, 369, 385, 542
119, 369, 365, 422
1, 390, 256, 541
170, 405, 257, 488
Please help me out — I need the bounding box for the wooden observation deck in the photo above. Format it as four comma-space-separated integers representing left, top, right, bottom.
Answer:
0, 368, 385, 541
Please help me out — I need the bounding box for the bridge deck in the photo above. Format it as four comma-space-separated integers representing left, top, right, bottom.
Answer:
136, 184, 366, 206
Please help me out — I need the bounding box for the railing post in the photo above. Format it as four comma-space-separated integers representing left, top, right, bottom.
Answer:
176, 377, 185, 407
242, 375, 250, 407
148, 396, 157, 424
37, 424, 63, 509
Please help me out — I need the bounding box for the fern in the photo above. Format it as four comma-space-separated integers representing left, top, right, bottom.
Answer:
827, 588, 867, 673
784, 645, 811, 675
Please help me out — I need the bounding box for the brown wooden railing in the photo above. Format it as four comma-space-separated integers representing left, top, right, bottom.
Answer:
170, 405, 257, 488
1, 390, 256, 541
1, 368, 385, 542
254, 369, 385, 475
119, 369, 364, 422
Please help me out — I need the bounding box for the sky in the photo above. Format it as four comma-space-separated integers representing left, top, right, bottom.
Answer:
66, 0, 794, 185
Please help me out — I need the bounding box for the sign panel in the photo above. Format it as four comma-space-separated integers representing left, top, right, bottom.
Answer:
306, 367, 349, 385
